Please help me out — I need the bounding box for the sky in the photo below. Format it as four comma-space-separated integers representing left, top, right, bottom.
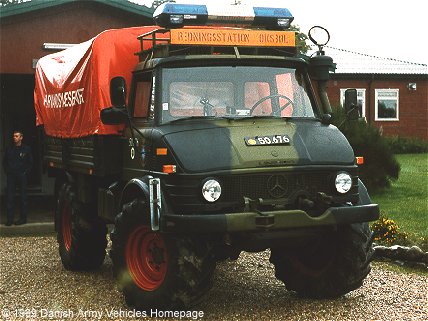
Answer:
134, 0, 428, 65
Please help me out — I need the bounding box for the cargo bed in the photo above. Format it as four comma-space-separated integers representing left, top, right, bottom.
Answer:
45, 135, 122, 176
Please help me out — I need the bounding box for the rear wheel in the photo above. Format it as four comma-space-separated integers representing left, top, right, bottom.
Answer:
56, 182, 107, 270
270, 223, 374, 298
110, 198, 215, 309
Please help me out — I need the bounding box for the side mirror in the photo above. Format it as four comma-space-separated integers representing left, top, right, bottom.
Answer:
344, 89, 360, 120
100, 107, 128, 125
110, 76, 127, 107
101, 76, 129, 125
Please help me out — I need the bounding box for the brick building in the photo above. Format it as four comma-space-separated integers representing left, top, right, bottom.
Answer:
0, 0, 153, 195
325, 47, 428, 140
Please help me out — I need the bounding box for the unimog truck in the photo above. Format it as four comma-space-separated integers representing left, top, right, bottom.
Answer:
34, 3, 379, 309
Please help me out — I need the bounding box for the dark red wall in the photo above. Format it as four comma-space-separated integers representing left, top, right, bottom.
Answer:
1, 2, 152, 74
327, 78, 428, 140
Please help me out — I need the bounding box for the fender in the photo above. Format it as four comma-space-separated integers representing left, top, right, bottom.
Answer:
97, 177, 151, 224
119, 176, 171, 231
357, 178, 372, 206
119, 176, 152, 209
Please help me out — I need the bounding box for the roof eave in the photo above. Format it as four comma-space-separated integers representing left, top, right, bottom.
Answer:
0, 0, 154, 19
331, 72, 428, 80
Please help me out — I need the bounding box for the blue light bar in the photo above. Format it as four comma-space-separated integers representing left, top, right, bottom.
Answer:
154, 3, 208, 28
153, 3, 294, 29
253, 7, 293, 18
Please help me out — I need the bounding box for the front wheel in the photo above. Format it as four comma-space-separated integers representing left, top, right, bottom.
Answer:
110, 198, 216, 309
270, 223, 374, 298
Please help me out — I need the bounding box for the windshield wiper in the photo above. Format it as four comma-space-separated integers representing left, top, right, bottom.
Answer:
167, 116, 217, 123
233, 115, 289, 120
165, 114, 286, 123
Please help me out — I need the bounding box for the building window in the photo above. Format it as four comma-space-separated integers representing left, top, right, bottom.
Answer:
340, 88, 366, 118
375, 89, 399, 121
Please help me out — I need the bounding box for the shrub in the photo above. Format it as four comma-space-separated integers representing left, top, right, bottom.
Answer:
371, 214, 409, 245
416, 236, 428, 252
331, 106, 400, 192
385, 136, 428, 154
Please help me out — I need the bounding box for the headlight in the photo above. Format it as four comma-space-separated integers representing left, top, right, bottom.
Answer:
335, 172, 352, 194
202, 179, 222, 202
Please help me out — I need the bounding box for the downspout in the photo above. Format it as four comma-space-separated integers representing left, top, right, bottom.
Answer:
367, 74, 374, 124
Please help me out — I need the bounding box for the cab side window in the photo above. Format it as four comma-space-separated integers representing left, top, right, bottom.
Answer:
133, 80, 152, 118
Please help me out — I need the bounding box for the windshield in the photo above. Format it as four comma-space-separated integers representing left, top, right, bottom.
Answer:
160, 66, 316, 123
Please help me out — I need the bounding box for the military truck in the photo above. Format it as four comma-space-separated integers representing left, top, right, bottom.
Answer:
34, 3, 379, 309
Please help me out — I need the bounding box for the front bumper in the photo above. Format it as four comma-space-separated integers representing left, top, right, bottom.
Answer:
161, 204, 379, 233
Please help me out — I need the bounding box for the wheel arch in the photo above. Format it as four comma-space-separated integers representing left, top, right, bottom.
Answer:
119, 177, 151, 211
118, 176, 173, 231
357, 178, 372, 205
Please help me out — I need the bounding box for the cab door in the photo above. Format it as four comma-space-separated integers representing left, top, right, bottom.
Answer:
122, 71, 154, 181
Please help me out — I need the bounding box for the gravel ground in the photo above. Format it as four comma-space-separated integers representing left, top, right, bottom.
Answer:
0, 236, 427, 321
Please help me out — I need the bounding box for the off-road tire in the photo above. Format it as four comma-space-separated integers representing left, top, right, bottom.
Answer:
56, 182, 107, 270
110, 198, 216, 310
270, 223, 374, 298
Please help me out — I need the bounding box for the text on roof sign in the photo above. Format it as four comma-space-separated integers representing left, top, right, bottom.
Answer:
170, 29, 295, 47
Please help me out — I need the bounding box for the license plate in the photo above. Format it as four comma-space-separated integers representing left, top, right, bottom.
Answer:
245, 135, 291, 146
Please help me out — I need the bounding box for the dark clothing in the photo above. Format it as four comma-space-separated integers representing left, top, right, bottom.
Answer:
3, 144, 33, 223
6, 172, 28, 223
3, 144, 33, 175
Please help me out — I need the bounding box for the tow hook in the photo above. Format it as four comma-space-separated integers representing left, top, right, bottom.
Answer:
317, 192, 333, 205
243, 197, 275, 229
255, 214, 275, 229
298, 196, 314, 210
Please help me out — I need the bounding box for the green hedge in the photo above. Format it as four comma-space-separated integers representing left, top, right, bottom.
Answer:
385, 136, 428, 154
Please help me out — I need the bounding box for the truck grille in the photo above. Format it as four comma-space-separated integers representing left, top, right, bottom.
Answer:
163, 171, 359, 214
221, 173, 329, 201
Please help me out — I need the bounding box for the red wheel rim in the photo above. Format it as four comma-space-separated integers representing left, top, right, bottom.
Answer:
125, 226, 168, 291
62, 202, 72, 251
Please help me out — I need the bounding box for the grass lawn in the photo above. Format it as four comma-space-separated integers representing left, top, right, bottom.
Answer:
371, 153, 428, 242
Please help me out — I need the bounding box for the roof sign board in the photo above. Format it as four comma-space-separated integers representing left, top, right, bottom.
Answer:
170, 28, 295, 47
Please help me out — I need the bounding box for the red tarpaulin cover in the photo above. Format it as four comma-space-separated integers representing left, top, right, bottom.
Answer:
34, 26, 159, 138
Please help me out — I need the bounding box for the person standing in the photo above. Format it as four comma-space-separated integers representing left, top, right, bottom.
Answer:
3, 130, 33, 226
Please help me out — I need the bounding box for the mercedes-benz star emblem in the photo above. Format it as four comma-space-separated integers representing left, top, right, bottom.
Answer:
267, 175, 288, 198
